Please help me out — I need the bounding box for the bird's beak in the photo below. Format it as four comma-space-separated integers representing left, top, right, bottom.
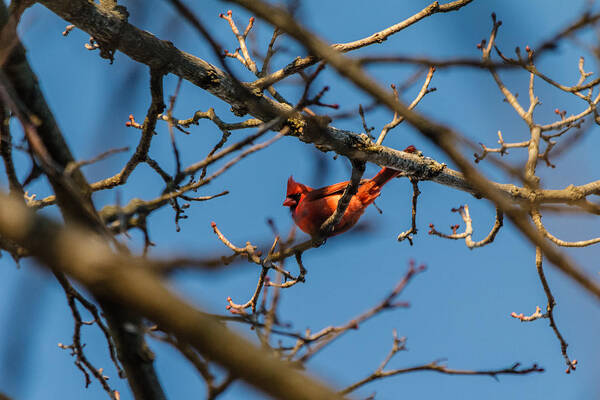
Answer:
283, 197, 296, 207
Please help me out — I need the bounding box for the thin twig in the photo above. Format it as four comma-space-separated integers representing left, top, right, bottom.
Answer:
429, 205, 503, 249
397, 178, 420, 245
252, 0, 473, 90
295, 262, 424, 362
511, 248, 577, 373
54, 271, 118, 398
532, 208, 600, 247
376, 66, 436, 145
341, 359, 543, 395
64, 147, 129, 176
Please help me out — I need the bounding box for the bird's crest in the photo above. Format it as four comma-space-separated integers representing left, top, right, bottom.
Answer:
286, 176, 304, 197
283, 176, 312, 208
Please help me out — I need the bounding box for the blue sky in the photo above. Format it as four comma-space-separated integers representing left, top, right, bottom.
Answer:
1, 1, 599, 399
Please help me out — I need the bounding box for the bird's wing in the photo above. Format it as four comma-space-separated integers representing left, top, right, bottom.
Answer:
304, 179, 369, 201
304, 181, 348, 201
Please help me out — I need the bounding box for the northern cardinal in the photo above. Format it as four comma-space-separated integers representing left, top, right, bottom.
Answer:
283, 146, 416, 237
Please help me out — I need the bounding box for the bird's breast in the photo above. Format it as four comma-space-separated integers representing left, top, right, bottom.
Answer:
293, 194, 367, 236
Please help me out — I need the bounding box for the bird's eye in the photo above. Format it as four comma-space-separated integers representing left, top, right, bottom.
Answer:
290, 193, 301, 201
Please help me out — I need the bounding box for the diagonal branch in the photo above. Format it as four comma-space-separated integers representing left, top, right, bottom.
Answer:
0, 193, 347, 400
319, 159, 366, 236
253, 0, 472, 90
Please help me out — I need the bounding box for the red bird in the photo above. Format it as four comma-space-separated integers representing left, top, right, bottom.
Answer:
283, 147, 415, 236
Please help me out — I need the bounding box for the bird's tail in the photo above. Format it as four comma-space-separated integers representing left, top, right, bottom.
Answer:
370, 145, 416, 187
371, 167, 400, 187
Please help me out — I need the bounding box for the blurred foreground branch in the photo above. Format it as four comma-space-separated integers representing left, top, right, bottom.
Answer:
0, 193, 346, 400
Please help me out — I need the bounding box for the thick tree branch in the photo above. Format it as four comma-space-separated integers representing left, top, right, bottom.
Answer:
33, 0, 600, 208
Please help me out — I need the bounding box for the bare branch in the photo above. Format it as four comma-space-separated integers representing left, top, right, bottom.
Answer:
341, 358, 543, 395
252, 0, 473, 90
295, 262, 424, 362
54, 271, 119, 398
319, 159, 366, 237
397, 178, 420, 245
376, 66, 436, 145
429, 205, 503, 249
532, 208, 600, 247
91, 69, 165, 191
511, 248, 577, 373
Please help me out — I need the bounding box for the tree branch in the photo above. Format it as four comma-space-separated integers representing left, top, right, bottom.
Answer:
33, 0, 600, 209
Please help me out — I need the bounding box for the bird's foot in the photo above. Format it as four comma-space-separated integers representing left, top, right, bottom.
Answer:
311, 236, 327, 247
